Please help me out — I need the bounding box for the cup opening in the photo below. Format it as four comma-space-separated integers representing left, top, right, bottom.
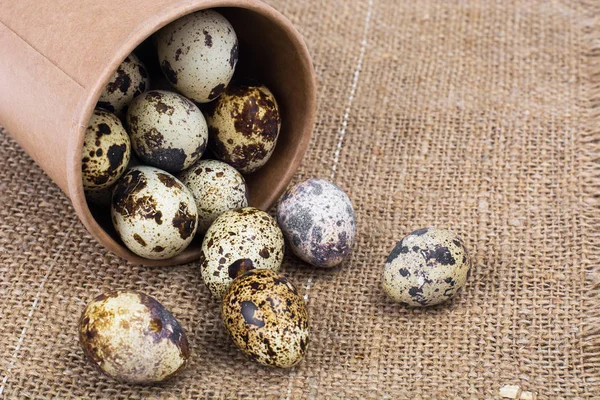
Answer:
67, 2, 315, 266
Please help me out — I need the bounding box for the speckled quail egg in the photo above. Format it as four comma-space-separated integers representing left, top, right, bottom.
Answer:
222, 269, 309, 368
277, 178, 356, 268
82, 109, 131, 191
79, 290, 189, 383
178, 159, 248, 234
382, 228, 472, 307
156, 10, 238, 103
205, 83, 281, 174
200, 207, 284, 298
126, 90, 208, 172
97, 53, 149, 117
111, 166, 198, 259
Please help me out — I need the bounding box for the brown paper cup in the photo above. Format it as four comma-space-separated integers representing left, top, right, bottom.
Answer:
0, 0, 316, 266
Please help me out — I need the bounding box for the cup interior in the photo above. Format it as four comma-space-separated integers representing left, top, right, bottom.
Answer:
84, 5, 315, 266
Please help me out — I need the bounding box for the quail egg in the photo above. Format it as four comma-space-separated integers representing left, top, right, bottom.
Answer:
156, 10, 238, 103
111, 166, 198, 259
277, 178, 356, 268
82, 109, 131, 191
200, 207, 284, 298
97, 53, 149, 117
79, 290, 189, 383
178, 159, 248, 234
222, 269, 309, 368
382, 228, 472, 307
126, 90, 208, 172
205, 83, 281, 174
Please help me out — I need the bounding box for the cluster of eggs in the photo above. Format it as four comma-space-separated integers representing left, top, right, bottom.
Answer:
82, 9, 281, 261
78, 178, 357, 382
79, 9, 362, 384
78, 8, 474, 387
78, 224, 473, 385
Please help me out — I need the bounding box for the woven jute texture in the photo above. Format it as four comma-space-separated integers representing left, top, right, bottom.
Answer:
2, 0, 600, 398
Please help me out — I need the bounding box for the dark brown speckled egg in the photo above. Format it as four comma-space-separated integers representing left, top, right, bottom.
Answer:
79, 290, 190, 383
382, 228, 472, 306
222, 269, 309, 368
205, 83, 281, 174
97, 52, 149, 117
82, 109, 131, 191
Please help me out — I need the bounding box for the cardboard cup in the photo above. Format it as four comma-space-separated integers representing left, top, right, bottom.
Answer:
0, 0, 316, 266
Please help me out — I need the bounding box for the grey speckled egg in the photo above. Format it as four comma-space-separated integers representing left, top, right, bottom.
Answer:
82, 109, 131, 191
156, 10, 238, 103
382, 228, 472, 307
126, 90, 208, 173
97, 53, 149, 117
111, 166, 198, 259
200, 207, 284, 298
206, 83, 281, 174
178, 159, 248, 234
222, 269, 309, 368
79, 290, 189, 383
277, 178, 356, 268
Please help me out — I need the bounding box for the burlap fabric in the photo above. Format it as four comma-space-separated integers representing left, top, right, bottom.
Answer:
2, 0, 600, 398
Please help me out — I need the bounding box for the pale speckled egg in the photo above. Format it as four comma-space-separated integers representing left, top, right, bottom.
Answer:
126, 90, 208, 173
79, 290, 189, 383
156, 10, 238, 103
82, 109, 131, 191
178, 159, 248, 234
97, 53, 149, 117
222, 269, 309, 368
200, 207, 284, 298
382, 228, 472, 307
277, 178, 356, 268
111, 166, 198, 259
205, 83, 281, 174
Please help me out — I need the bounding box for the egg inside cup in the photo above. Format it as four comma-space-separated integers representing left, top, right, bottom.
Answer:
73, 2, 315, 266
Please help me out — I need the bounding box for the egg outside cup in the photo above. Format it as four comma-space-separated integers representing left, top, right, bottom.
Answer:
0, 0, 316, 266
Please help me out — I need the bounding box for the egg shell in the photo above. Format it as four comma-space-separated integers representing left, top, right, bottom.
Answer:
200, 207, 284, 298
111, 166, 198, 259
178, 159, 248, 234
97, 53, 149, 117
205, 83, 281, 174
222, 269, 309, 368
126, 90, 208, 172
82, 109, 131, 191
79, 290, 189, 383
382, 228, 472, 307
277, 178, 356, 268
156, 10, 238, 103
